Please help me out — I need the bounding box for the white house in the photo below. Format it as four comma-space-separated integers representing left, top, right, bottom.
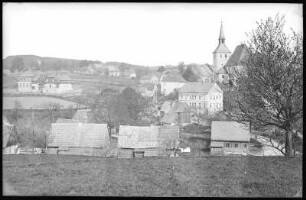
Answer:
139, 72, 163, 85
17, 71, 35, 93
178, 82, 223, 114
210, 121, 250, 155
108, 65, 121, 77
160, 72, 186, 95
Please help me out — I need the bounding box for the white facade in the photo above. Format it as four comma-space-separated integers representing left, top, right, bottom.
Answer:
178, 84, 223, 114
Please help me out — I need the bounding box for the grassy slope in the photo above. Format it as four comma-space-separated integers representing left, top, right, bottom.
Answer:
3, 155, 302, 197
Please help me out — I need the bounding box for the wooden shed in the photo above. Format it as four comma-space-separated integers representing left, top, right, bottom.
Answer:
46, 123, 110, 156
117, 125, 180, 158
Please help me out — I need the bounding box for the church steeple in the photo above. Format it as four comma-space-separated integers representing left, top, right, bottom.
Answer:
219, 20, 225, 44
212, 20, 231, 73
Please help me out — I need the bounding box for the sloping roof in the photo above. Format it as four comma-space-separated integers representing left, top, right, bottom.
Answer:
118, 125, 159, 149
73, 109, 91, 123
211, 121, 250, 142
161, 72, 186, 83
213, 43, 231, 54
210, 141, 224, 147
225, 44, 249, 67
172, 102, 191, 113
48, 123, 110, 148
217, 66, 229, 74
56, 118, 77, 123
160, 113, 177, 124
187, 64, 214, 78
160, 101, 173, 113
179, 82, 216, 93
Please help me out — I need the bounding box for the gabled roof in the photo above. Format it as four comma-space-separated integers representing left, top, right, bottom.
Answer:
57, 74, 71, 81
187, 64, 214, 79
217, 66, 229, 74
179, 82, 217, 93
160, 101, 173, 113
211, 121, 250, 142
118, 125, 159, 149
225, 44, 249, 67
56, 118, 77, 123
172, 102, 191, 113
161, 72, 186, 83
160, 102, 191, 124
21, 70, 35, 77
118, 125, 180, 149
48, 123, 110, 148
160, 113, 177, 124
73, 109, 91, 123
213, 43, 231, 54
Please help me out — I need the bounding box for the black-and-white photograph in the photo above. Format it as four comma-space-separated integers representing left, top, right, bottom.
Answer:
2, 2, 303, 197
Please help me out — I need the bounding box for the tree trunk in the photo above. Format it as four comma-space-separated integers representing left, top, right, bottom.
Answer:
285, 129, 294, 157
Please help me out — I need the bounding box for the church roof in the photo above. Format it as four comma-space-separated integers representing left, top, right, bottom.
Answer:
225, 44, 249, 67
219, 21, 225, 40
217, 66, 228, 74
213, 43, 231, 54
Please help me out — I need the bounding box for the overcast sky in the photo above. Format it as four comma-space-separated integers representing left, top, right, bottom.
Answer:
3, 3, 303, 67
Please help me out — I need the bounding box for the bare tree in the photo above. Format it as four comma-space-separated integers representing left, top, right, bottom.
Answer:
227, 14, 303, 157
43, 102, 63, 123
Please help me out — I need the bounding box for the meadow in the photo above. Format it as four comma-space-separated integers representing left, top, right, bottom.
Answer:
3, 155, 302, 197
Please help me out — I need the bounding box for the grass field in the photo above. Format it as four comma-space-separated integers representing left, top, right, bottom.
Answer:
3, 96, 82, 109
3, 155, 302, 197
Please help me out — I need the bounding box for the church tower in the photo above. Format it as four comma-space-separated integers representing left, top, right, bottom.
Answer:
213, 21, 231, 72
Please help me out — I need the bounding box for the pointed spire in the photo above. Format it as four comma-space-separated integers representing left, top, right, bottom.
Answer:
219, 20, 225, 43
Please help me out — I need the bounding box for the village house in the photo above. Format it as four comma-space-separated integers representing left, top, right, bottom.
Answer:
123, 68, 137, 79
17, 71, 74, 94
160, 71, 187, 95
139, 72, 163, 85
178, 82, 223, 114
107, 65, 121, 77
17, 70, 35, 93
210, 121, 250, 155
138, 83, 159, 104
117, 125, 180, 158
46, 123, 110, 156
160, 101, 192, 125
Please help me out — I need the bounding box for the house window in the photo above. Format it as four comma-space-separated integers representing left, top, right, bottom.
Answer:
235, 143, 238, 148
225, 143, 230, 147
244, 144, 247, 148
220, 54, 222, 58
225, 54, 227, 58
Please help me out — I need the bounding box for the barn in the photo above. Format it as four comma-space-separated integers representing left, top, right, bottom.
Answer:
46, 123, 110, 156
210, 121, 250, 155
117, 125, 180, 158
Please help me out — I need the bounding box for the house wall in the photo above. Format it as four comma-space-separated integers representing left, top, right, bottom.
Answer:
211, 141, 249, 155
46, 147, 108, 157
160, 82, 185, 95
17, 81, 32, 92
42, 83, 59, 94
217, 73, 229, 83
178, 86, 223, 114
109, 71, 120, 77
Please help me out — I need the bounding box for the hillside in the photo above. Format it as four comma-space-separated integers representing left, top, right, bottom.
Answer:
3, 155, 302, 197
3, 55, 153, 75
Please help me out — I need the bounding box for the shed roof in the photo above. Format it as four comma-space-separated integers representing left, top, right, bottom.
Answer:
225, 44, 249, 67
211, 121, 250, 142
118, 125, 159, 149
179, 82, 216, 93
56, 118, 77, 123
160, 101, 173, 113
48, 123, 110, 148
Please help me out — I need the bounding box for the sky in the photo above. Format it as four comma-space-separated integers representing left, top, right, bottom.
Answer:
3, 3, 303, 67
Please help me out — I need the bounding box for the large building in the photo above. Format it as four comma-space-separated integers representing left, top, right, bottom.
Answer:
213, 21, 232, 73
178, 82, 223, 114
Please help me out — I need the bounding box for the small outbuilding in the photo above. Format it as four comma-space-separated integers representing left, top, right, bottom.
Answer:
210, 121, 250, 155
118, 125, 180, 158
46, 123, 110, 156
